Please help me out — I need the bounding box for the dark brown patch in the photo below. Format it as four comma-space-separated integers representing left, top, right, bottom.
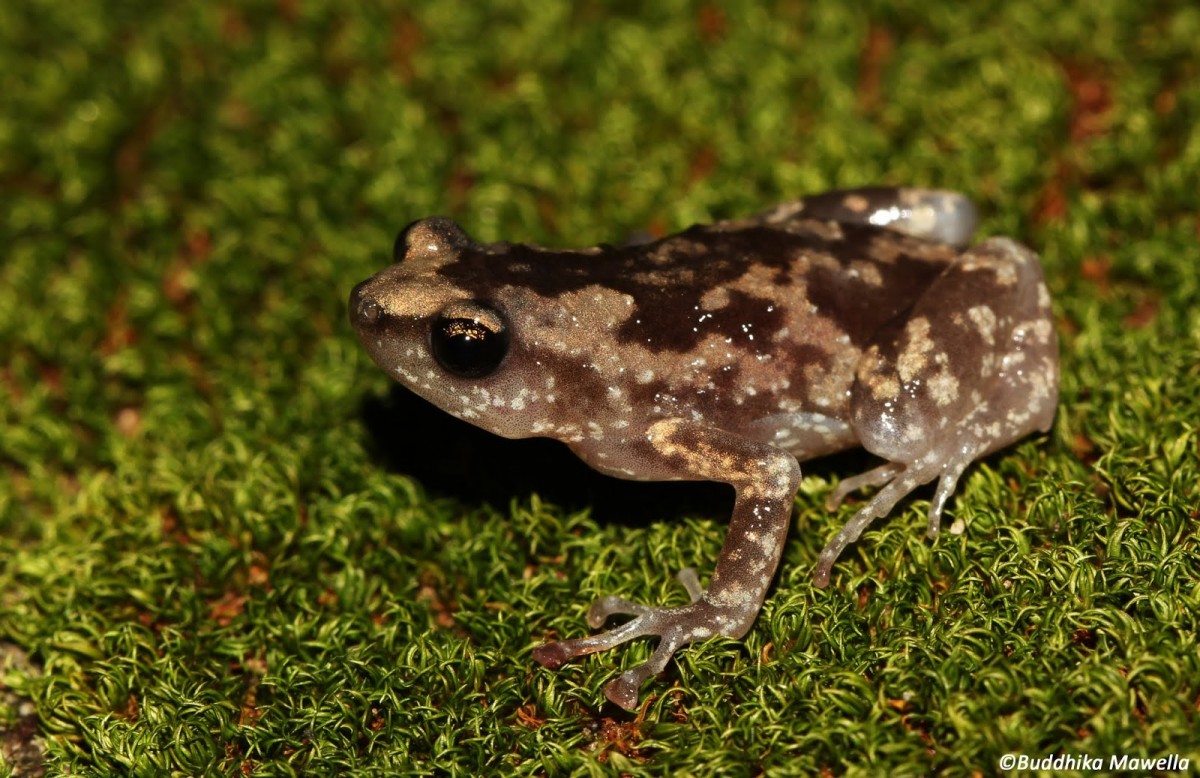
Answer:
389, 12, 423, 83
219, 7, 251, 43
417, 569, 459, 631
446, 164, 475, 213
100, 292, 136, 356
857, 25, 894, 114
696, 4, 727, 43
208, 591, 247, 627
116, 693, 139, 722
1034, 160, 1070, 225
1070, 627, 1096, 650
114, 94, 175, 205
163, 229, 211, 311
1063, 61, 1113, 143
513, 704, 546, 729
688, 145, 718, 186
1071, 433, 1099, 465
1121, 294, 1159, 329
1079, 256, 1111, 295
589, 699, 653, 763
277, 0, 299, 24
1154, 86, 1177, 116
613, 287, 785, 355
1035, 60, 1114, 225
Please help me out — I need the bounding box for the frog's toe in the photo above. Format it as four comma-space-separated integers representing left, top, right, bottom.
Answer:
925, 465, 967, 538
587, 595, 653, 628
530, 640, 572, 670
824, 462, 905, 511
813, 467, 931, 588
601, 633, 682, 710
534, 596, 739, 710
532, 613, 654, 670
587, 568, 705, 628
675, 567, 704, 601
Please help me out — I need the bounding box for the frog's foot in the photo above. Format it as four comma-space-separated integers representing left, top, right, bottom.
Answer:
824, 461, 969, 538
813, 460, 970, 589
532, 569, 736, 711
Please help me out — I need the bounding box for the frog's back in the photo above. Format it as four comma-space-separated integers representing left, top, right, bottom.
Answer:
437, 219, 960, 432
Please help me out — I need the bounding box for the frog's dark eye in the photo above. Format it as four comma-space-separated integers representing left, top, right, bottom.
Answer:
430, 301, 509, 379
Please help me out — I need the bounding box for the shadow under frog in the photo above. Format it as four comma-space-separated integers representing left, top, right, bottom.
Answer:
358, 383, 736, 525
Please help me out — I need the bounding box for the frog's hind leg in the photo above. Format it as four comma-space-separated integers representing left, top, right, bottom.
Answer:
812, 237, 1059, 588
754, 187, 979, 249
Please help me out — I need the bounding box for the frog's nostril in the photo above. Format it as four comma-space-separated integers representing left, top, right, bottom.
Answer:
350, 283, 383, 326
359, 297, 382, 324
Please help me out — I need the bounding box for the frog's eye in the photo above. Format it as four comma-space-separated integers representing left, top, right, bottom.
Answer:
430, 301, 509, 379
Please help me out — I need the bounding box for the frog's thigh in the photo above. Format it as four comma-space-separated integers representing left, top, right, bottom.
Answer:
755, 187, 979, 248
850, 236, 1058, 473
813, 238, 1056, 587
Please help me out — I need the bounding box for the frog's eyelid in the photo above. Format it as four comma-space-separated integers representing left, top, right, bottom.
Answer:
393, 217, 472, 263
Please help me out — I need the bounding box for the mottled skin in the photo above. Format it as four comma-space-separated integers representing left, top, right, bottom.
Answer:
349, 187, 1059, 710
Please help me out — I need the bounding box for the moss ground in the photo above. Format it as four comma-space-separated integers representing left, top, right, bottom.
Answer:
2, 1, 1199, 775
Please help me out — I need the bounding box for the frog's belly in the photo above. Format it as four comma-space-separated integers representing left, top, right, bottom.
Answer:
744, 412, 857, 460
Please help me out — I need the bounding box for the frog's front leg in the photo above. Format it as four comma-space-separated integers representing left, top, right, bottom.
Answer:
532, 418, 801, 710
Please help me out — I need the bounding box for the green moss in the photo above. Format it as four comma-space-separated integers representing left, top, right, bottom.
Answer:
2, 0, 1198, 774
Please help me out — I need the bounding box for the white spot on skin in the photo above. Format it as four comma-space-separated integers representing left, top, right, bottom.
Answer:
712, 582, 754, 608
849, 261, 883, 287
967, 305, 997, 346
758, 534, 778, 556
1037, 282, 1051, 309
844, 194, 870, 213
927, 368, 959, 407
700, 286, 731, 310
1001, 350, 1026, 370
857, 345, 902, 402
897, 317, 934, 383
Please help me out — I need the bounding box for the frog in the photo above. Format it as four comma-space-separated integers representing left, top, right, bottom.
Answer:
349, 186, 1059, 711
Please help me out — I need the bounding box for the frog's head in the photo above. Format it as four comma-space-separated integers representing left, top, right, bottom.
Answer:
349, 217, 543, 439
